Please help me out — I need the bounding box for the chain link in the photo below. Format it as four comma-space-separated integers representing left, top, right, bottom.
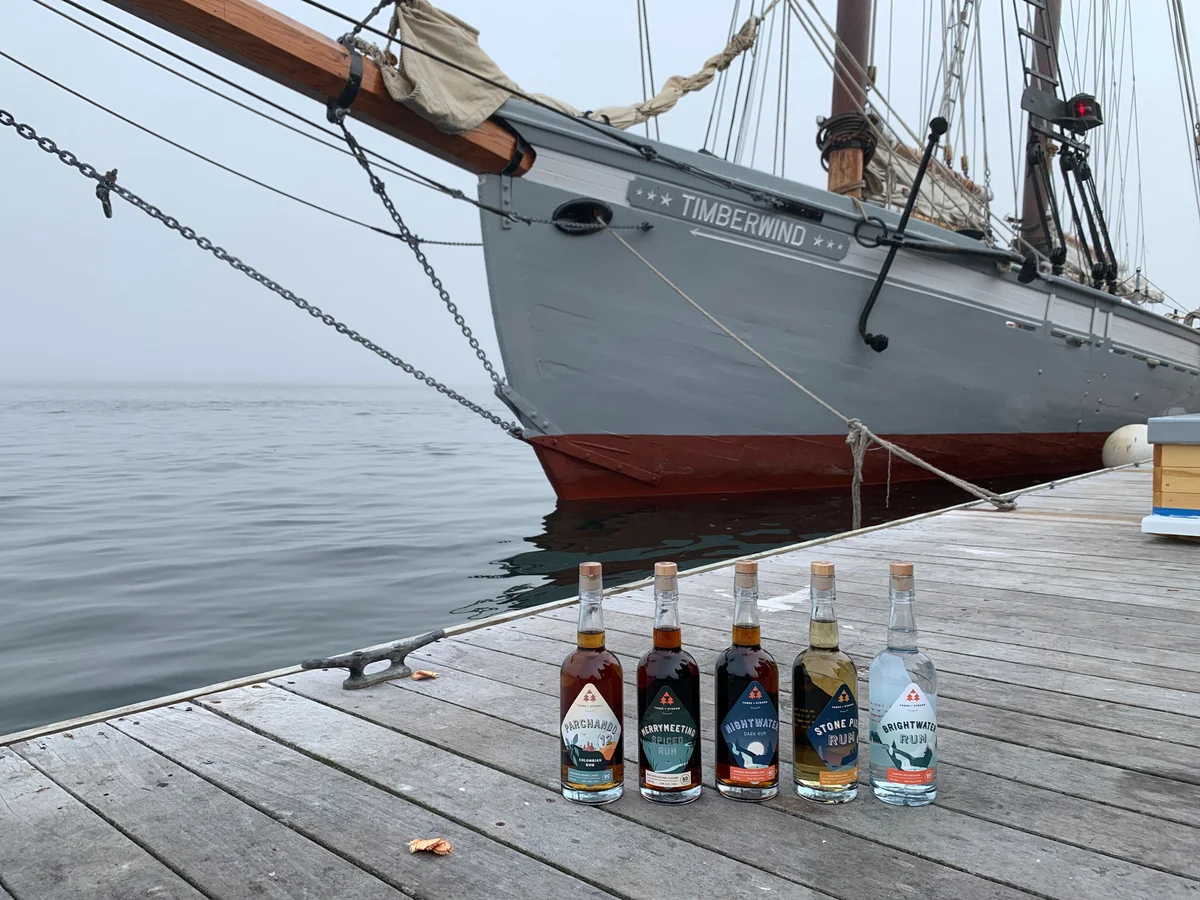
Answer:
0, 107, 523, 439
335, 117, 511, 387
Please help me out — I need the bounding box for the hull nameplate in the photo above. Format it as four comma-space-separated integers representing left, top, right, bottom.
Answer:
627, 179, 849, 261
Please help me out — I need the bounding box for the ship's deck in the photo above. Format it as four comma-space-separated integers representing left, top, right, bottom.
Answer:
3, 466, 1198, 900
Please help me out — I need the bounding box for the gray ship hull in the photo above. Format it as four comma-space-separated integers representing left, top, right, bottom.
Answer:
478, 102, 1200, 500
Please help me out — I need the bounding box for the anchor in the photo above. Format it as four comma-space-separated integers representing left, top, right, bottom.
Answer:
301, 629, 444, 690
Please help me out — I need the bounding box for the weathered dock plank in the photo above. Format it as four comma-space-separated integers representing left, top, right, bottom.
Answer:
2, 467, 1197, 899
0, 748, 206, 900
109, 704, 617, 900
194, 686, 835, 900
14, 728, 407, 900
264, 677, 1028, 900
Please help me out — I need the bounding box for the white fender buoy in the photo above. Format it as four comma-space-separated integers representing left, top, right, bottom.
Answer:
1102, 424, 1152, 468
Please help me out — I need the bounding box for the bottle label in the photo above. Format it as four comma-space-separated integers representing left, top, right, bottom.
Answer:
871, 681, 936, 785
720, 681, 779, 783
562, 684, 621, 785
806, 682, 858, 778
639, 684, 698, 780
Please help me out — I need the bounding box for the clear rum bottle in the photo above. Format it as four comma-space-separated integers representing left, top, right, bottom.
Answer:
637, 561, 703, 803
793, 561, 859, 802
559, 562, 624, 804
714, 560, 779, 800
869, 561, 938, 806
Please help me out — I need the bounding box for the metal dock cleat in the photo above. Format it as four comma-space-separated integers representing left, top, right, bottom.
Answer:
301, 629, 445, 690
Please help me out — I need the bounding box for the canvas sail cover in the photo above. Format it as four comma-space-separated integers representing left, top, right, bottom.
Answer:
351, 0, 763, 135
863, 129, 992, 233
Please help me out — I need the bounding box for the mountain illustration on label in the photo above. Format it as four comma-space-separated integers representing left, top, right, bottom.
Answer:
808, 682, 858, 770
721, 680, 778, 769
640, 684, 698, 773
562, 684, 621, 772
875, 681, 937, 773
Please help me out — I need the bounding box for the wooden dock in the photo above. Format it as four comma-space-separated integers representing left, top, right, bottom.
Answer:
3, 466, 1198, 900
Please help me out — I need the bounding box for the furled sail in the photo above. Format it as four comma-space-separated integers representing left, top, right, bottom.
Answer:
352, 0, 766, 135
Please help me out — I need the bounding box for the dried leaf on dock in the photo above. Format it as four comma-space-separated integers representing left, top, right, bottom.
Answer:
408, 837, 453, 856
411, 670, 439, 681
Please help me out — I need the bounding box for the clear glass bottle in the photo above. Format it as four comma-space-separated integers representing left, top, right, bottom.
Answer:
869, 561, 938, 806
559, 562, 624, 804
714, 560, 780, 800
793, 561, 859, 802
637, 561, 703, 803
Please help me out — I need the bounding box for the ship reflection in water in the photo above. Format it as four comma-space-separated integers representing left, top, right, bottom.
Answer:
455, 472, 1066, 621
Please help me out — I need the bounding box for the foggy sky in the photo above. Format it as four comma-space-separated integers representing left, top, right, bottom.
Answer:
1, 0, 1194, 390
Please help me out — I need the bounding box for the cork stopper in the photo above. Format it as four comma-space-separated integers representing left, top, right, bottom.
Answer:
890, 561, 914, 577
579, 561, 602, 577
654, 561, 678, 577
734, 560, 757, 575
810, 560, 835, 576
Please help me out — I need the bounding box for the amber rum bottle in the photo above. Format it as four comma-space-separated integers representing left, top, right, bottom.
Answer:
637, 561, 702, 803
793, 560, 859, 802
714, 560, 779, 800
560, 562, 624, 804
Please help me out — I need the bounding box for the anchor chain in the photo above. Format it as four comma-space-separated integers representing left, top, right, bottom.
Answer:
332, 115, 505, 388
0, 108, 523, 438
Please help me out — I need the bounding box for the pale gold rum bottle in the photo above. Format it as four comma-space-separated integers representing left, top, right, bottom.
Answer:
793, 560, 859, 802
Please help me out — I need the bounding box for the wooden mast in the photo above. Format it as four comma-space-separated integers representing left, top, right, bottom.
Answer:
1018, 0, 1063, 256
99, 0, 533, 176
826, 0, 871, 198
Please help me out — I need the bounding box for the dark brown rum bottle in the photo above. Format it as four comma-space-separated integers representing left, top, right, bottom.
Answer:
636, 561, 702, 803
793, 561, 859, 802
560, 562, 624, 804
714, 560, 780, 800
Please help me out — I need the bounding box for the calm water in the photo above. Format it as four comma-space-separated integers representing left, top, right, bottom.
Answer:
0, 383, 1052, 735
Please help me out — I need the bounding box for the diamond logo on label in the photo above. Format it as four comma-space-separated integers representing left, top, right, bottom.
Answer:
807, 682, 858, 771
640, 685, 698, 774
720, 681, 778, 771
562, 684, 621, 777
873, 681, 937, 778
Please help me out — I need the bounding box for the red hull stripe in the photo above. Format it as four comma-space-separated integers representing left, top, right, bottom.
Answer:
529, 432, 1108, 501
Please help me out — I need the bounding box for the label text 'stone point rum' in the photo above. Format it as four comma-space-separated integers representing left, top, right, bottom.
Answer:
637, 561, 703, 803
793, 560, 859, 803
559, 562, 624, 804
869, 561, 938, 806
714, 560, 780, 800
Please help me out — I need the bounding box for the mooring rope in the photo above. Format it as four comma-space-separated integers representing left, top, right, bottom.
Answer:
603, 224, 1019, 527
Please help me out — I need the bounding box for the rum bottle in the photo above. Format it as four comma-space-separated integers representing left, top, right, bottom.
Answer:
869, 561, 937, 806
637, 561, 702, 803
793, 560, 859, 802
560, 562, 623, 804
714, 560, 779, 800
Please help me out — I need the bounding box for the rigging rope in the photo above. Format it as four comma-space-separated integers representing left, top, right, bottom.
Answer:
331, 114, 503, 387
300, 0, 817, 223
601, 221, 1019, 529
0, 49, 478, 247
0, 108, 524, 438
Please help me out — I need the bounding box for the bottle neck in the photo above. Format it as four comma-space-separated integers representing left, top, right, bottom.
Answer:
654, 573, 681, 649
732, 572, 761, 647
809, 573, 839, 650
577, 581, 605, 650
887, 575, 918, 651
